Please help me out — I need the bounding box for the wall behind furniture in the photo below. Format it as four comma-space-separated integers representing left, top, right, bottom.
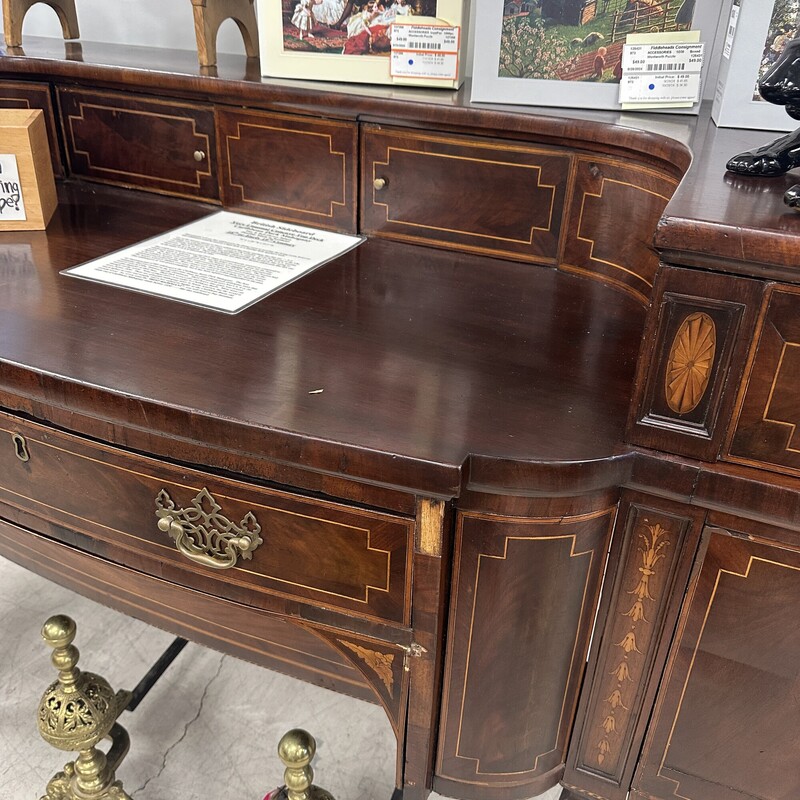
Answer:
0, 0, 247, 54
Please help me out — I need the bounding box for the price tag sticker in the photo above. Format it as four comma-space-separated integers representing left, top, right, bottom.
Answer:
619, 72, 702, 104
390, 24, 460, 80
619, 42, 704, 104
723, 3, 740, 59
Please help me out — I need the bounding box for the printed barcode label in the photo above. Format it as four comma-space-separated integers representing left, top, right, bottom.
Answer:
646, 62, 686, 71
621, 41, 704, 75
390, 24, 460, 80
408, 41, 442, 50
723, 4, 739, 59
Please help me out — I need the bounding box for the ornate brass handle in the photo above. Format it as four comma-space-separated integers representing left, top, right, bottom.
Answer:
155, 487, 262, 570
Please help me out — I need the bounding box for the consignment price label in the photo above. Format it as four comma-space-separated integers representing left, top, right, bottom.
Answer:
621, 42, 704, 74
619, 41, 704, 104
391, 24, 459, 80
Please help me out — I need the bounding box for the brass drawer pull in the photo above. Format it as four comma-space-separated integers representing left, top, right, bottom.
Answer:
12, 433, 30, 462
193, 150, 206, 162
155, 487, 262, 570
373, 177, 387, 191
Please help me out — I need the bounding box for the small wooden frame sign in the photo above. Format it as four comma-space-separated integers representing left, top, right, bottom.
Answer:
0, 109, 57, 230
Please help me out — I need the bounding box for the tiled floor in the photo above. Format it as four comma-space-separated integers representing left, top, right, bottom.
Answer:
0, 555, 561, 800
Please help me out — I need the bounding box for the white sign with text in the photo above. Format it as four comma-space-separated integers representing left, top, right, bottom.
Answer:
0, 154, 26, 221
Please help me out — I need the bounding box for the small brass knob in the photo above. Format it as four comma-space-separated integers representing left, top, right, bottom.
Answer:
193, 150, 206, 162
373, 177, 387, 191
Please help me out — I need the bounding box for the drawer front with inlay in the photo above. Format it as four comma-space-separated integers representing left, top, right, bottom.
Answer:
218, 108, 357, 232
361, 126, 570, 263
0, 412, 412, 625
0, 80, 63, 176
57, 87, 218, 200
726, 284, 800, 477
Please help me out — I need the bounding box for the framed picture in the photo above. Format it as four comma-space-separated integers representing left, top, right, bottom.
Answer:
471, 0, 725, 111
260, 0, 468, 88
712, 0, 799, 131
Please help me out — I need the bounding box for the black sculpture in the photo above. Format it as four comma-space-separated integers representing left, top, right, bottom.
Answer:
726, 37, 800, 208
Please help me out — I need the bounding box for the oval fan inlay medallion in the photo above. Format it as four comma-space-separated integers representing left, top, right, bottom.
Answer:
665, 312, 716, 414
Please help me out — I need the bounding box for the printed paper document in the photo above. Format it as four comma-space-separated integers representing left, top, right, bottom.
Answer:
64, 211, 365, 313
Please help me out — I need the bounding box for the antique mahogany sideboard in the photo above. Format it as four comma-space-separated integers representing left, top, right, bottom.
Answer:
0, 38, 798, 800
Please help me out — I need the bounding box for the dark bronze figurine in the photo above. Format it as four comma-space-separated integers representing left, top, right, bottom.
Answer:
726, 37, 800, 208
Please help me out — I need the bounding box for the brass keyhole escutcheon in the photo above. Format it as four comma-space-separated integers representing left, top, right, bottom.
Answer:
12, 433, 30, 462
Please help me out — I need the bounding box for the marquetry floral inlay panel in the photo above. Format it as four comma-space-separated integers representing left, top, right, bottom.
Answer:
595, 519, 670, 770
665, 312, 716, 414
339, 641, 395, 695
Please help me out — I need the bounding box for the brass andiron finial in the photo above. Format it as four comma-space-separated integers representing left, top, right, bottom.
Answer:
270, 729, 336, 800
37, 615, 133, 800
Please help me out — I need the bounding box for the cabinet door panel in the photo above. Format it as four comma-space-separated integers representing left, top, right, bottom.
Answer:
562, 493, 704, 800
633, 527, 800, 800
362, 125, 570, 263
58, 87, 218, 200
218, 108, 357, 232
726, 284, 800, 477
0, 80, 63, 176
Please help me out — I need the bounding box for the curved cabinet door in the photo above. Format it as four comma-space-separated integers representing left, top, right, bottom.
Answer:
435, 506, 615, 800
632, 525, 800, 800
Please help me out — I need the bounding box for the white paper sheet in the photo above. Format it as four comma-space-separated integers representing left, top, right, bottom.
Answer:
63, 211, 365, 313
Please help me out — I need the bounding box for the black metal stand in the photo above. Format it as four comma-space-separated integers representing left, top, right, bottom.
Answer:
125, 637, 188, 712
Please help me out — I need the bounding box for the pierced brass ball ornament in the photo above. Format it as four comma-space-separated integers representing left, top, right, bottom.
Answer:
36, 615, 133, 800
37, 616, 121, 752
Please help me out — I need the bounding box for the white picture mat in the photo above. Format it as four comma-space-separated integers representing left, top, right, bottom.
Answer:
712, 0, 797, 131
259, 0, 468, 87
63, 212, 365, 314
470, 0, 726, 112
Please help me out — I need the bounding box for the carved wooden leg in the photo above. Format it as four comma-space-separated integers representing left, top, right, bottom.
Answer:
2, 0, 79, 47
190, 0, 259, 67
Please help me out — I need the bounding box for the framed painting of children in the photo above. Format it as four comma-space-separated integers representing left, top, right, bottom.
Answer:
260, 0, 468, 87
470, 0, 724, 111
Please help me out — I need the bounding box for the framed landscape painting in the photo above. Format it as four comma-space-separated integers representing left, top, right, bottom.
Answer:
260, 0, 468, 87
471, 0, 724, 110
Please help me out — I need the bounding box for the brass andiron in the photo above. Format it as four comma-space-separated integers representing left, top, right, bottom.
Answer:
37, 615, 133, 800
268, 729, 336, 800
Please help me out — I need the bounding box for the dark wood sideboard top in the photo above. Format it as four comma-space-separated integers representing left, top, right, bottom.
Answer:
1, 38, 799, 503
0, 181, 644, 498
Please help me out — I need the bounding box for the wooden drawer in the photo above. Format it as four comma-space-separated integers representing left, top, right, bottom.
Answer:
218, 108, 357, 232
57, 87, 218, 200
361, 126, 569, 263
0, 80, 62, 176
726, 284, 800, 477
0, 412, 412, 626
